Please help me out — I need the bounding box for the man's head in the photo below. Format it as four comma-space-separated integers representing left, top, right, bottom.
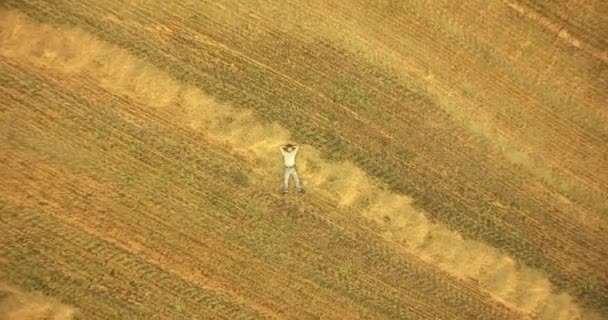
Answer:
283, 143, 295, 152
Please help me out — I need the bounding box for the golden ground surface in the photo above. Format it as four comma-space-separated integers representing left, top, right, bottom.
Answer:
1, 1, 607, 319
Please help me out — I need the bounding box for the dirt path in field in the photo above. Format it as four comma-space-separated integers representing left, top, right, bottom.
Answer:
1, 10, 599, 319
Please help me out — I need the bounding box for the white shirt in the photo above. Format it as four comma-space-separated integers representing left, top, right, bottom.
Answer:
280, 146, 299, 167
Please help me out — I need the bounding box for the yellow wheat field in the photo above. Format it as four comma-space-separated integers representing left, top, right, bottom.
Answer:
1, 1, 607, 319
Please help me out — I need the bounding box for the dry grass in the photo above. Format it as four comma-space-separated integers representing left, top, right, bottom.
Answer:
1, 1, 607, 319
0, 282, 76, 320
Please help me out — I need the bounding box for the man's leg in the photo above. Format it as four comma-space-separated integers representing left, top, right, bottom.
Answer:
283, 167, 291, 193
292, 168, 302, 192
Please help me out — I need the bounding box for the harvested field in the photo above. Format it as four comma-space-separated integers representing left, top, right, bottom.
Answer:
1, 1, 607, 319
